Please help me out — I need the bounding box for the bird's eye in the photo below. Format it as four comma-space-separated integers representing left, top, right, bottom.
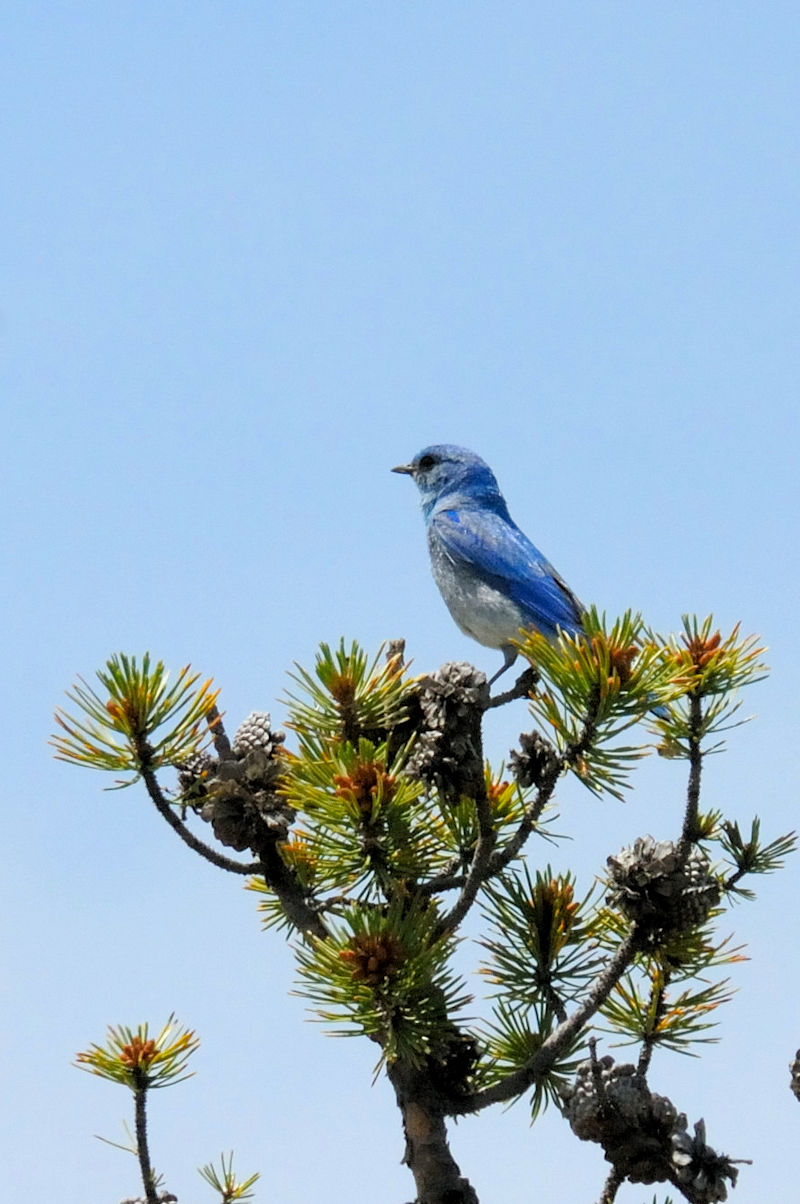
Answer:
417, 454, 438, 471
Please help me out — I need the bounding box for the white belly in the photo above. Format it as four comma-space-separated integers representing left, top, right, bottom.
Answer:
428, 536, 528, 650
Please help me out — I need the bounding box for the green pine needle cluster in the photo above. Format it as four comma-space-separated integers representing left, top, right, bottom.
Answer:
285, 639, 410, 745
601, 959, 736, 1054
515, 608, 681, 797
52, 653, 218, 785
481, 866, 602, 1005
593, 898, 748, 1054
479, 1000, 583, 1119
75, 1015, 199, 1090
437, 765, 531, 855
60, 616, 795, 1146
718, 817, 796, 898
199, 1152, 260, 1202
648, 616, 768, 756
295, 900, 470, 1067
282, 735, 448, 899
479, 868, 599, 1116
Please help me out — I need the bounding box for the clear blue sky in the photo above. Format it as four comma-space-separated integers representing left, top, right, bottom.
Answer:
3, 5, 798, 1201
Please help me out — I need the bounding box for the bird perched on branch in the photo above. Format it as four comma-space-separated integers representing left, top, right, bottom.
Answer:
393, 444, 584, 685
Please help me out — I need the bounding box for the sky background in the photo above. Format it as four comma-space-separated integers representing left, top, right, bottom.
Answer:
2, 4, 799, 1202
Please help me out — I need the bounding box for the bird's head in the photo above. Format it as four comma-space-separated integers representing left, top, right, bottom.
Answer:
392, 444, 505, 514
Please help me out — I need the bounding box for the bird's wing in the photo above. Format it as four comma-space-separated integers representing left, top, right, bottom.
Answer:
431, 507, 583, 637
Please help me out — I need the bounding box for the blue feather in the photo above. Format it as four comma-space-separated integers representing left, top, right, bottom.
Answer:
431, 508, 583, 639
394, 444, 666, 713
393, 444, 584, 683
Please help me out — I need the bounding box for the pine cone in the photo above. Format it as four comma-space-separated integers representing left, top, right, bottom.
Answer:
426, 1028, 481, 1101
233, 711, 285, 757
562, 1056, 677, 1182
671, 1117, 741, 1201
509, 730, 559, 789
403, 663, 489, 799
200, 777, 295, 851
563, 1056, 742, 1197
790, 1049, 800, 1101
605, 836, 721, 939
177, 751, 218, 806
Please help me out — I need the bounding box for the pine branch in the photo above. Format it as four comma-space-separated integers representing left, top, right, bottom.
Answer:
681, 691, 704, 848
140, 760, 261, 876
485, 666, 539, 709
461, 929, 642, 1112
138, 727, 329, 937
416, 858, 467, 898
387, 1059, 478, 1204
487, 698, 600, 878
134, 1084, 159, 1204
597, 1165, 624, 1204
636, 966, 671, 1077
434, 776, 495, 937
254, 835, 329, 940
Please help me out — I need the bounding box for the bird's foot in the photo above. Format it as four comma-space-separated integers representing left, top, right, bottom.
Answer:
486, 666, 539, 709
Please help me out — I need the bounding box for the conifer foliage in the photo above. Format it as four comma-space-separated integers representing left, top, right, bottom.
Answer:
54, 616, 794, 1204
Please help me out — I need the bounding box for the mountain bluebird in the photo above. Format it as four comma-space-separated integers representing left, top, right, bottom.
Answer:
393, 444, 584, 685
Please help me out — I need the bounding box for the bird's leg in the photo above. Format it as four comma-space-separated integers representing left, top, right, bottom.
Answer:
488, 645, 518, 686
487, 664, 539, 709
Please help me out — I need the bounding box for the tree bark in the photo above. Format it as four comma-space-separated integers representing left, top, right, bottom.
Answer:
388, 1061, 478, 1204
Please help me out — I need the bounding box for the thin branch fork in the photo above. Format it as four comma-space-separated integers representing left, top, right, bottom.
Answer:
138, 740, 329, 940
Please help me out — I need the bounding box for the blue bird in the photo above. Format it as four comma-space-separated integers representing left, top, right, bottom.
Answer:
393, 444, 584, 685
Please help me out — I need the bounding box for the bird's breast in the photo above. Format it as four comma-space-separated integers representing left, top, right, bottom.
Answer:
427, 532, 528, 650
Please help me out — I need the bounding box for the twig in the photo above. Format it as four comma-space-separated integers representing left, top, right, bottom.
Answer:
254, 834, 329, 940
487, 698, 600, 877
637, 966, 670, 1077
545, 982, 568, 1026
140, 760, 261, 875
459, 928, 642, 1112
206, 703, 234, 760
597, 1165, 624, 1204
416, 857, 467, 898
487, 777, 557, 876
681, 691, 704, 847
138, 739, 328, 938
133, 1083, 158, 1204
434, 777, 495, 938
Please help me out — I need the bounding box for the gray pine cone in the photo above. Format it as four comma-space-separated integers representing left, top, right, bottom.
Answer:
606, 836, 721, 938
232, 711, 285, 757
671, 1117, 742, 1202
403, 662, 489, 800
509, 729, 559, 789
177, 751, 218, 805
184, 713, 293, 852
791, 1049, 800, 1101
562, 1056, 742, 1198
562, 1056, 677, 1183
200, 776, 295, 851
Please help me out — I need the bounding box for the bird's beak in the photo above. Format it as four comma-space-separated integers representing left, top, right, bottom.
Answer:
391, 463, 415, 476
